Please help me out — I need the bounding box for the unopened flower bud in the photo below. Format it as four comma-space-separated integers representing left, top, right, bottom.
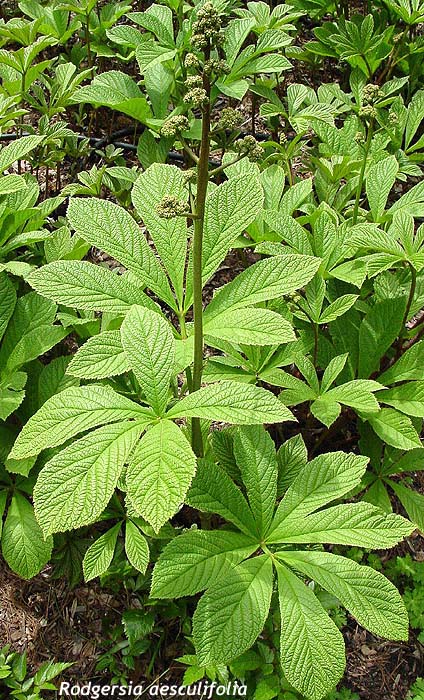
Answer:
216, 108, 243, 130
234, 135, 264, 162
362, 83, 381, 105
185, 75, 203, 90
183, 87, 209, 107
191, 1, 223, 49
183, 168, 196, 184
157, 196, 189, 219
160, 115, 190, 137
359, 105, 377, 120
184, 53, 199, 68
388, 112, 399, 125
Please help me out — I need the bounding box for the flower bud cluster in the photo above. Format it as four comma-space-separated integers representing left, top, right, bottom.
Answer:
388, 112, 399, 125
157, 196, 189, 219
216, 108, 243, 131
234, 135, 264, 162
183, 87, 209, 107
185, 75, 203, 90
160, 115, 190, 137
279, 132, 288, 146
362, 83, 382, 105
191, 2, 224, 50
182, 168, 197, 184
203, 58, 230, 77
359, 104, 377, 120
184, 53, 200, 69
354, 130, 365, 144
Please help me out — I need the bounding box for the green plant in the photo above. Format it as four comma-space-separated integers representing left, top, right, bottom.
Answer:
151, 425, 412, 700
0, 645, 72, 699
306, 14, 394, 78
408, 677, 424, 700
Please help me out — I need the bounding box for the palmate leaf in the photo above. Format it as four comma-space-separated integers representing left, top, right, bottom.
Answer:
83, 523, 121, 582
151, 530, 257, 598
204, 254, 321, 321
193, 555, 273, 666
126, 420, 197, 532
204, 307, 296, 346
233, 426, 277, 535
367, 408, 422, 450
195, 174, 264, 293
34, 421, 146, 536
277, 433, 308, 494
0, 135, 44, 170
269, 452, 369, 536
2, 493, 53, 580
125, 521, 150, 574
269, 502, 413, 547
378, 340, 424, 384
388, 480, 424, 532
0, 272, 16, 342
121, 306, 175, 416
187, 460, 258, 537
279, 550, 409, 640
27, 261, 159, 315
275, 560, 345, 700
366, 155, 398, 221
378, 381, 424, 417
358, 297, 407, 378
167, 382, 295, 424
67, 331, 130, 379
9, 385, 153, 460
0, 292, 56, 367
67, 197, 175, 310
73, 70, 152, 122
132, 164, 188, 305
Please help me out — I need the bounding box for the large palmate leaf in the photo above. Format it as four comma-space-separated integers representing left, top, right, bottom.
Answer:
276, 560, 345, 700
367, 408, 422, 450
151, 530, 257, 598
279, 550, 409, 640
204, 307, 296, 346
125, 521, 150, 574
67, 197, 175, 309
269, 452, 369, 536
73, 70, 152, 122
34, 421, 145, 536
199, 174, 264, 288
0, 272, 17, 343
67, 331, 130, 379
187, 459, 257, 537
0, 292, 56, 367
378, 340, 424, 384
132, 164, 188, 304
121, 306, 175, 416
233, 426, 277, 535
203, 254, 321, 320
27, 261, 159, 314
358, 297, 406, 378
2, 493, 53, 579
366, 155, 398, 221
126, 420, 197, 532
378, 381, 424, 417
167, 382, 295, 424
193, 555, 273, 666
9, 385, 153, 460
83, 523, 121, 582
269, 502, 413, 547
0, 135, 44, 170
